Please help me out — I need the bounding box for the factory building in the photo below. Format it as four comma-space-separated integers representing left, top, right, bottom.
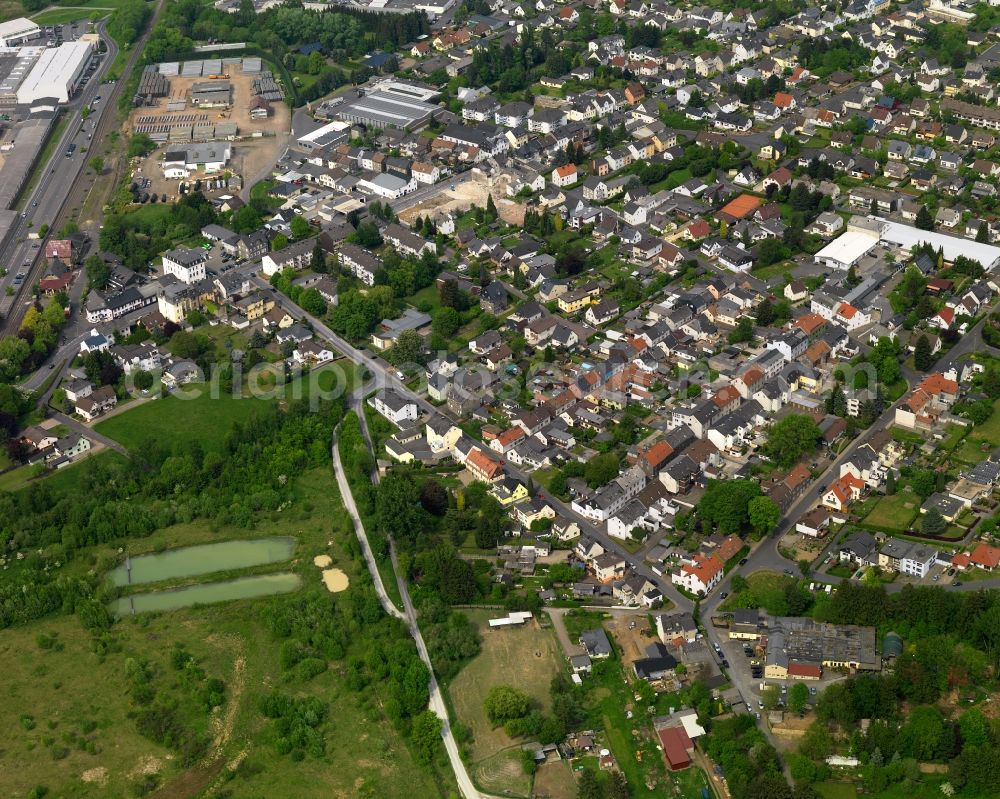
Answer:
189, 79, 232, 108
162, 143, 232, 178
336, 81, 439, 131
0, 18, 40, 47
16, 40, 93, 104
0, 47, 42, 105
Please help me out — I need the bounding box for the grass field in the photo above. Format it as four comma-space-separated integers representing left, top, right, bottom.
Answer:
93, 362, 358, 453
447, 609, 563, 797
0, 468, 448, 799
30, 8, 102, 24
815, 783, 857, 799
0, 0, 22, 22
862, 493, 919, 533
720, 571, 797, 615
532, 760, 576, 799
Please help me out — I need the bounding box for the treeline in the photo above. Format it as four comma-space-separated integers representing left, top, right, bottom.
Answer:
105, 0, 152, 46
704, 715, 817, 799
0, 295, 70, 385
816, 582, 1000, 673
100, 192, 218, 271
0, 398, 344, 629
145, 0, 427, 76
792, 656, 999, 794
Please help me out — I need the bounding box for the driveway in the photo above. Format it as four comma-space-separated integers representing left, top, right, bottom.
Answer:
544, 607, 586, 658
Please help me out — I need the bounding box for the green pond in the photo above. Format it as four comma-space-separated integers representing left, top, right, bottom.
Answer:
109, 572, 302, 616
110, 537, 297, 586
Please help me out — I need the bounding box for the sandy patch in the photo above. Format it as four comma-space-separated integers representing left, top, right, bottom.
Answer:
130, 755, 163, 778
313, 554, 333, 568
81, 767, 108, 785
321, 568, 349, 593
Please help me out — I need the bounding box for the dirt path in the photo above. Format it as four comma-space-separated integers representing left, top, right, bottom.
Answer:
147, 645, 246, 799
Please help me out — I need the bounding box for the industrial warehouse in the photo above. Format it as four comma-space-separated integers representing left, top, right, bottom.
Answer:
334, 78, 442, 131
0, 33, 96, 106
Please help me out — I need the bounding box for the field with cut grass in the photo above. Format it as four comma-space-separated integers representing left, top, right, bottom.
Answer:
447, 609, 563, 797
93, 362, 358, 452
0, 468, 447, 799
815, 783, 857, 799
30, 8, 102, 25
861, 493, 919, 533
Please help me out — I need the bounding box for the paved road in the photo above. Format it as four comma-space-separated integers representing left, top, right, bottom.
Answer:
0, 19, 120, 331
51, 411, 129, 456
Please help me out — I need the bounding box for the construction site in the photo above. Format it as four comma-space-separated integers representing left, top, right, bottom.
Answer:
398, 168, 524, 227
128, 57, 291, 197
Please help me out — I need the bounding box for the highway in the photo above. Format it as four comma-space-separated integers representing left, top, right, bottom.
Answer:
0, 19, 120, 332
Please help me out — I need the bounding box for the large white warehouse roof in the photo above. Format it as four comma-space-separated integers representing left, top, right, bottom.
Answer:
17, 40, 92, 104
0, 18, 40, 47
876, 218, 1000, 271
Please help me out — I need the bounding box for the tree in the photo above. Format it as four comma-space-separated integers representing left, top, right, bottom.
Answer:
310, 240, 327, 273
577, 768, 601, 799
729, 317, 755, 344
484, 685, 530, 725
763, 414, 821, 468
915, 205, 934, 231
608, 771, 630, 799
976, 222, 989, 243
788, 682, 809, 714
698, 479, 762, 535
133, 370, 154, 391
88, 156, 103, 174
748, 496, 780, 538
420, 479, 448, 516
756, 299, 775, 327
410, 710, 442, 764
761, 684, 781, 711
352, 222, 382, 249
584, 452, 620, 488
127, 133, 156, 157
390, 329, 424, 367
375, 471, 420, 545
271, 233, 289, 252
290, 215, 311, 239
826, 383, 848, 417
432, 306, 461, 338
84, 254, 110, 290
921, 507, 946, 536
914, 334, 934, 371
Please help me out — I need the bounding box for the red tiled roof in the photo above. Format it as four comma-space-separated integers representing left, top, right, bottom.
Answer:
788, 662, 822, 679
969, 542, 1000, 569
